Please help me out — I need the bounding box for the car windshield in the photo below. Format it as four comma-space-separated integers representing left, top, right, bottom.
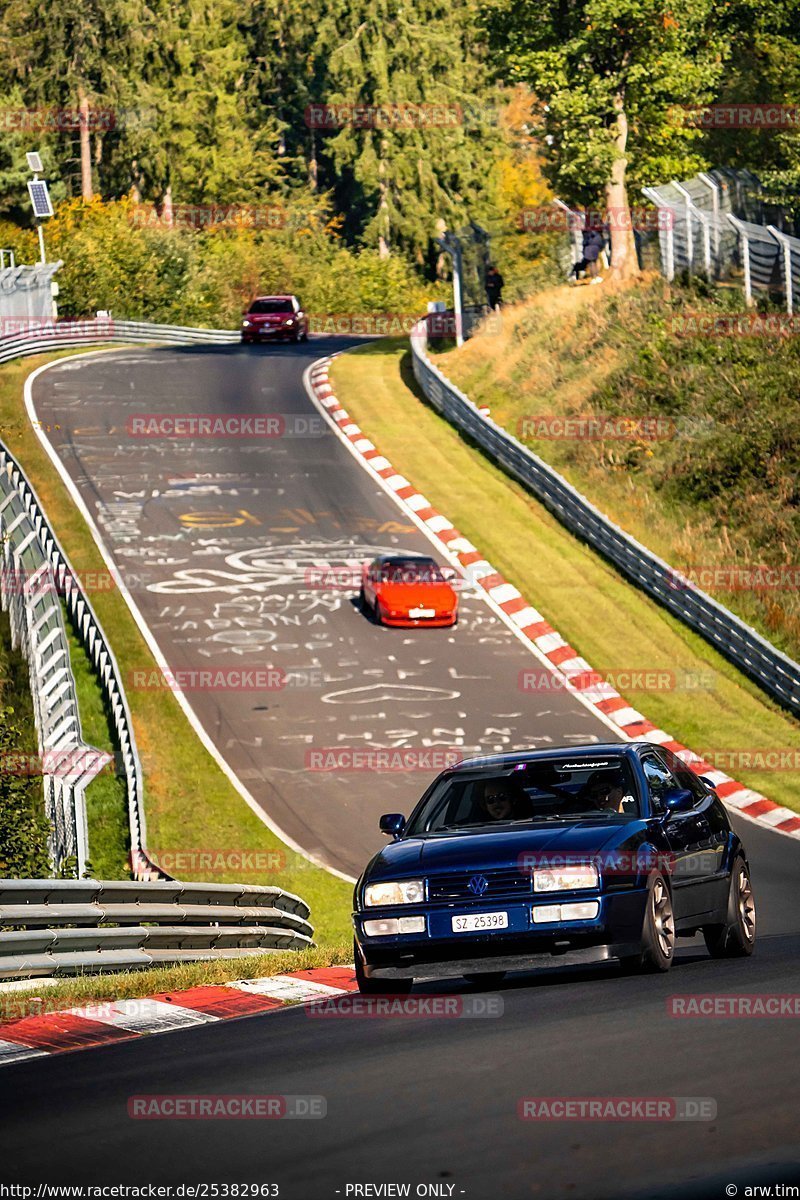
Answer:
379, 559, 444, 584
405, 756, 641, 834
249, 299, 293, 313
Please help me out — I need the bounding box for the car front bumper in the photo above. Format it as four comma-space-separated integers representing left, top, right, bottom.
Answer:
354, 889, 647, 981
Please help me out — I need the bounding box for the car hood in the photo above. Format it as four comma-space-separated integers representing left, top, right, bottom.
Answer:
368, 821, 646, 879
375, 582, 456, 607
247, 312, 293, 323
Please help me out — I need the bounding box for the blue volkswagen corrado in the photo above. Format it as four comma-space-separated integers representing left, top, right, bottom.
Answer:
353, 742, 756, 992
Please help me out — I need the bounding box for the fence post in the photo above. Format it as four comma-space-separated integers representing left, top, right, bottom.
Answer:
672, 181, 695, 271
727, 215, 752, 306
767, 226, 793, 315
642, 187, 674, 281
698, 173, 721, 258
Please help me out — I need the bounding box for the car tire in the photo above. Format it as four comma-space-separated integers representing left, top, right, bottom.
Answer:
374, 601, 386, 626
621, 873, 675, 974
300, 330, 309, 343
354, 942, 413, 995
359, 585, 374, 617
463, 972, 506, 987
703, 855, 756, 958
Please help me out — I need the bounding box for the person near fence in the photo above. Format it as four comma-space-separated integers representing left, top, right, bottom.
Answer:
570, 225, 605, 284
485, 264, 505, 309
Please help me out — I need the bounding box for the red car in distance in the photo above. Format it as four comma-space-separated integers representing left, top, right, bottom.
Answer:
360, 554, 459, 628
241, 295, 309, 344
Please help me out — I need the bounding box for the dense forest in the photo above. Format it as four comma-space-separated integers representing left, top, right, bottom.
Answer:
0, 0, 799, 309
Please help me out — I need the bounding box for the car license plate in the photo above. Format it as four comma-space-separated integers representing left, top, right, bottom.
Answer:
452, 911, 508, 933
409, 607, 436, 619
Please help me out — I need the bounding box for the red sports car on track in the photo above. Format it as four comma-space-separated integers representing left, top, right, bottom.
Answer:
241, 295, 309, 343
360, 554, 458, 628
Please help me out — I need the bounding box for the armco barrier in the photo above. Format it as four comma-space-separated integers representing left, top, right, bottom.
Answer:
409, 321, 800, 718
0, 504, 110, 875
0, 317, 237, 881
0, 879, 312, 978
0, 317, 239, 366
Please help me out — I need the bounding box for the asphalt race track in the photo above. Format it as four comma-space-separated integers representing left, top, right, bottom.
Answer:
28, 341, 621, 878
8, 340, 800, 1198
2, 813, 799, 1197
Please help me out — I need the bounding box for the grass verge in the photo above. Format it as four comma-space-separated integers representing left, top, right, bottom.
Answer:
0, 350, 352, 943
432, 277, 800, 661
0, 942, 351, 1023
330, 338, 800, 813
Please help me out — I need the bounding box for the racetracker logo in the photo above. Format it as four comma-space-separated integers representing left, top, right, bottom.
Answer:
305, 995, 503, 1018
305, 748, 462, 772
669, 994, 800, 1018
145, 849, 286, 875
673, 103, 800, 128
694, 749, 800, 772
517, 415, 676, 441
126, 668, 323, 692
517, 206, 672, 233
0, 317, 115, 339
666, 565, 800, 592
129, 203, 286, 229
304, 103, 500, 130
0, 106, 117, 130
126, 414, 326, 438
517, 668, 714, 693
127, 1095, 326, 1119
672, 313, 800, 338
518, 1096, 717, 1121
307, 312, 502, 338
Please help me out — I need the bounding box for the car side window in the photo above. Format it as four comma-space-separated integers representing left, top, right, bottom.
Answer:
641, 754, 678, 814
658, 747, 708, 801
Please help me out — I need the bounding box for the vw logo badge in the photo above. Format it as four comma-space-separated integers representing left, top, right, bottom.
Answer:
468, 874, 489, 896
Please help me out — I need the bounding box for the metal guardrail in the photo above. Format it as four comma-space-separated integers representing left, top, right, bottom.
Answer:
409, 322, 800, 717
0, 317, 239, 366
0, 317, 238, 881
0, 879, 312, 978
0, 508, 109, 874
0, 444, 163, 879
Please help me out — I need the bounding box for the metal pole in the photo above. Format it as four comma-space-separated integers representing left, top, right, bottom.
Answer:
452, 242, 464, 348
37, 223, 46, 265
672, 182, 694, 271
726, 215, 752, 306
768, 226, 793, 315
698, 172, 720, 259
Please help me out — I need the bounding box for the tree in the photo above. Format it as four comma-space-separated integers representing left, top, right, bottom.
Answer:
0, 0, 138, 200
309, 0, 499, 264
485, 0, 727, 277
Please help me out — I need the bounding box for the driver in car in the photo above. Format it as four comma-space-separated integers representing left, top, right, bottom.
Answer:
580, 770, 635, 814
479, 780, 528, 821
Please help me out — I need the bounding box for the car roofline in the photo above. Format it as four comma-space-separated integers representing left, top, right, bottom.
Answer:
445, 743, 641, 774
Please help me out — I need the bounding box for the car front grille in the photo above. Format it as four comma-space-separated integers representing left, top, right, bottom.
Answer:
427, 868, 533, 903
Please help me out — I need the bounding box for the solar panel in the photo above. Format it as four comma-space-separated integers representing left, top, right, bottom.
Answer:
26, 151, 43, 173
27, 178, 53, 219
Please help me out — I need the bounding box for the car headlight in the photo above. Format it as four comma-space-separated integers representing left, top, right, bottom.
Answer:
242, 319, 253, 327
285, 318, 295, 326
533, 864, 598, 892
364, 879, 424, 907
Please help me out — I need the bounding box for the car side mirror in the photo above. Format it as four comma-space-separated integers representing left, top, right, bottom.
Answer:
663, 788, 695, 815
440, 566, 457, 582
698, 775, 717, 792
379, 813, 406, 839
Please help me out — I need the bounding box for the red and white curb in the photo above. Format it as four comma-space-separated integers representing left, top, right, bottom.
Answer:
0, 966, 358, 1067
305, 357, 800, 843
